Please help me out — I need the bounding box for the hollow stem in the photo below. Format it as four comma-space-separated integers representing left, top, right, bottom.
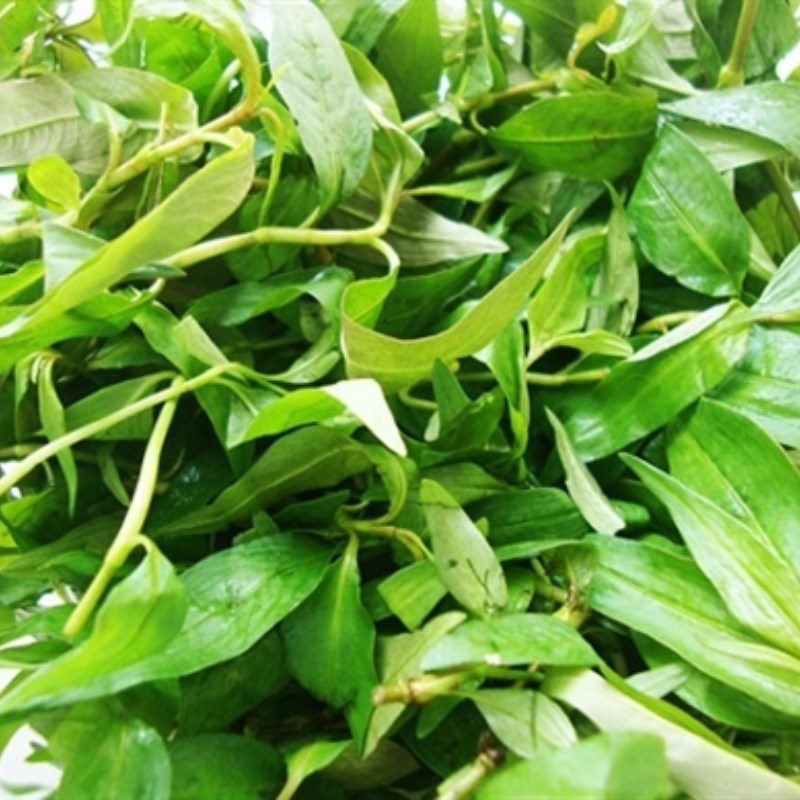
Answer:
636, 310, 699, 334
63, 390, 180, 636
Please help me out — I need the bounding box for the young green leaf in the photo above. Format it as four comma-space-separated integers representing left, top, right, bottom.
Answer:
421, 479, 508, 618
547, 409, 624, 535
421, 613, 598, 671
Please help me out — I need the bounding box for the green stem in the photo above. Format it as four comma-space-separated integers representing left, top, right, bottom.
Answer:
105, 103, 255, 189
0, 221, 43, 246
636, 310, 699, 334
437, 753, 499, 800
0, 364, 234, 500
717, 0, 760, 87
526, 368, 610, 386
763, 160, 800, 239
63, 390, 180, 636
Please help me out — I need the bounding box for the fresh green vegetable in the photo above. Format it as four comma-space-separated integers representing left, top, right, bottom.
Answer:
1, 1, 800, 797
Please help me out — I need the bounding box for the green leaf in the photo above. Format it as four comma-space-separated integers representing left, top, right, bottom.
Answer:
623, 454, 800, 655
546, 669, 800, 800
282, 537, 376, 712
565, 303, 750, 461
55, 710, 171, 800
377, 559, 446, 631
667, 398, 800, 580
0, 546, 188, 719
667, 82, 800, 160
342, 212, 569, 392
240, 379, 406, 455
477, 731, 668, 800
279, 739, 351, 800
27, 155, 81, 211
714, 323, 800, 448
467, 689, 577, 758
628, 125, 750, 296
490, 90, 658, 181
156, 428, 372, 537
584, 536, 800, 716
333, 193, 508, 267
374, 0, 442, 115
2, 130, 254, 336
169, 734, 284, 800
547, 409, 624, 535
421, 479, 508, 618
0, 74, 108, 172
420, 613, 598, 670
135, 0, 262, 104
527, 229, 603, 362
66, 67, 198, 133
587, 191, 639, 337
252, 0, 373, 206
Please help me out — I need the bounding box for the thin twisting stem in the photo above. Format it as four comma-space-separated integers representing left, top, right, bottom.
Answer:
718, 0, 760, 87
63, 387, 182, 636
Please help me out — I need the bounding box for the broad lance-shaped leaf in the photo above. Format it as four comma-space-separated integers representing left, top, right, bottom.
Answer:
583, 535, 800, 716
0, 130, 254, 338
0, 74, 109, 172
477, 732, 667, 800
238, 379, 406, 455
628, 124, 749, 297
623, 455, 800, 655
546, 409, 624, 536
155, 427, 372, 538
564, 303, 750, 461
666, 82, 800, 160
249, 0, 372, 207
667, 399, 800, 581
545, 668, 800, 800
490, 90, 657, 181
27, 155, 81, 212
365, 611, 465, 754
66, 67, 198, 134
282, 537, 377, 713
342, 213, 570, 392
713, 323, 800, 448
420, 613, 598, 671
421, 479, 507, 618
0, 536, 328, 718
0, 547, 188, 719
332, 193, 508, 268
637, 636, 800, 734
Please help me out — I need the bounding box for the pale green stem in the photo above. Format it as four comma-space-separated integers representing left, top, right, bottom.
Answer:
0, 364, 234, 500
637, 310, 698, 334
717, 0, 760, 87
63, 391, 180, 636
105, 103, 255, 189
526, 368, 609, 386
0, 221, 43, 246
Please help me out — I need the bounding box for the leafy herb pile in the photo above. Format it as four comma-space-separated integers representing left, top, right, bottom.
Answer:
2, 0, 800, 797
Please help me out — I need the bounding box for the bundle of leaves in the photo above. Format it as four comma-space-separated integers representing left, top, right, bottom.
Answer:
2, 0, 800, 797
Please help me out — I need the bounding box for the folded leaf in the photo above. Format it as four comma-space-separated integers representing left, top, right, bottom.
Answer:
584, 536, 800, 716
342, 213, 570, 392
623, 455, 800, 654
